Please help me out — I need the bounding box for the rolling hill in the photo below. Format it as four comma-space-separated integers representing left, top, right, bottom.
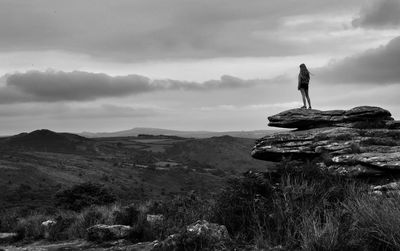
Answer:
0, 129, 273, 210
0, 129, 95, 153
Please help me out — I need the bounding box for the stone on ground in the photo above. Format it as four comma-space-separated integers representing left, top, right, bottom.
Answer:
86, 224, 132, 242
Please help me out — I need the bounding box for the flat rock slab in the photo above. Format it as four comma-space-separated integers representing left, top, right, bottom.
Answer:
252, 125, 400, 177
268, 106, 392, 129
332, 152, 400, 170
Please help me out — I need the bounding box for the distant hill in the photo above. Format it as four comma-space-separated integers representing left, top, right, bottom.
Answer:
0, 129, 94, 153
80, 127, 278, 139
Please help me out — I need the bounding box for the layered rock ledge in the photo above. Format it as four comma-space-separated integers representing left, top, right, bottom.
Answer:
252, 106, 400, 177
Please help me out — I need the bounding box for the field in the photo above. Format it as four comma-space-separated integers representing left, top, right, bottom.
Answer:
0, 130, 271, 210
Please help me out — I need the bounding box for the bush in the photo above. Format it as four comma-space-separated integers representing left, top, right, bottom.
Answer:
55, 182, 116, 211
212, 162, 359, 249
212, 171, 275, 241
66, 204, 123, 239
47, 212, 77, 241
113, 204, 140, 226
14, 213, 49, 240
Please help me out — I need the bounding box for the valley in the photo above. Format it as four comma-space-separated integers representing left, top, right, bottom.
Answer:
0, 129, 272, 210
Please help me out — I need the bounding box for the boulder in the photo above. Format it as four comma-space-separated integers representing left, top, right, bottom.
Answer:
152, 220, 231, 250
41, 219, 57, 239
252, 106, 400, 177
267, 106, 392, 129
186, 220, 230, 241
371, 181, 400, 196
86, 224, 132, 242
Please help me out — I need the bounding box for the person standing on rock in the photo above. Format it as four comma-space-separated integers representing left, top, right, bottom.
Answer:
298, 63, 312, 109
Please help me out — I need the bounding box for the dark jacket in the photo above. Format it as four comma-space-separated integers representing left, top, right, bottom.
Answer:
298, 72, 310, 89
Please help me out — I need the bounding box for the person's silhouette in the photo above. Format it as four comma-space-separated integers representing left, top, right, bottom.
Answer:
298, 63, 312, 109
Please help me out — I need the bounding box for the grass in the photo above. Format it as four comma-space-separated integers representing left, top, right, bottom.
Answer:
299, 211, 341, 251
344, 194, 400, 250
0, 135, 268, 210
3, 162, 400, 250
1, 194, 214, 244
212, 161, 400, 250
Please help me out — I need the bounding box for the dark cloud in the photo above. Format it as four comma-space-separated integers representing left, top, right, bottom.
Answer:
5, 71, 152, 102
315, 36, 400, 84
0, 0, 361, 61
352, 0, 400, 28
0, 103, 156, 118
0, 70, 273, 103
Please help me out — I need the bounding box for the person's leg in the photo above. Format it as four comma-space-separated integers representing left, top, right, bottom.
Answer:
300, 89, 307, 108
305, 88, 312, 109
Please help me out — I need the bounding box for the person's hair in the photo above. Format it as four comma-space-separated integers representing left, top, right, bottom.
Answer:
299, 63, 310, 76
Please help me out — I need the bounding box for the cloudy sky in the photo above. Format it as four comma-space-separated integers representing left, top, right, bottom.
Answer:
0, 0, 400, 135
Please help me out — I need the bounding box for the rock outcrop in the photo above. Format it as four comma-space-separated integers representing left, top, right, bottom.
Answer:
267, 106, 394, 129
252, 106, 400, 177
152, 220, 231, 250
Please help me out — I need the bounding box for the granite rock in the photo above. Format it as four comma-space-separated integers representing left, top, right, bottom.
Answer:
253, 106, 400, 177
267, 106, 393, 130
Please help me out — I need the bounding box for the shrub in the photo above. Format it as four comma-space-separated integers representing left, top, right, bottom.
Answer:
14, 213, 49, 240
213, 162, 358, 249
113, 204, 140, 226
67, 204, 121, 239
212, 171, 275, 241
55, 182, 116, 211
154, 193, 214, 229
47, 212, 77, 241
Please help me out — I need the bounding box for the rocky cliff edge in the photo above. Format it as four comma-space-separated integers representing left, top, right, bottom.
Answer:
252, 106, 400, 177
